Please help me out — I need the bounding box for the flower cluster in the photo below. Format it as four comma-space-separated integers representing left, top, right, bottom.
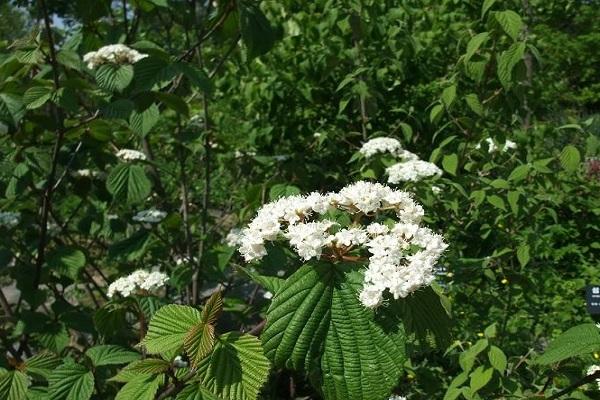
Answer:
386, 160, 442, 183
587, 365, 600, 390
236, 181, 447, 308
107, 270, 169, 298
360, 136, 441, 183
83, 44, 148, 69
476, 138, 517, 153
389, 396, 407, 400
0, 211, 20, 228
116, 149, 147, 162
133, 209, 166, 224
360, 137, 414, 159
72, 169, 106, 179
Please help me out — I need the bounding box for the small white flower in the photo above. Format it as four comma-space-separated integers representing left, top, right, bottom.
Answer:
476, 138, 517, 153
83, 44, 148, 69
72, 169, 106, 179
263, 291, 273, 300
587, 365, 600, 390
132, 209, 166, 224
225, 228, 243, 247
359, 137, 404, 158
116, 149, 147, 162
0, 211, 20, 228
432, 185, 442, 194
173, 355, 188, 368
386, 160, 442, 183
389, 396, 407, 400
107, 269, 168, 298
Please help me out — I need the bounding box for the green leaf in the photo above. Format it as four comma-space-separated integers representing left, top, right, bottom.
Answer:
469, 366, 493, 393
115, 375, 162, 400
153, 92, 189, 117
486, 195, 506, 211
441, 84, 457, 108
96, 64, 134, 92
85, 345, 141, 367
430, 104, 444, 124
559, 145, 581, 172
237, 267, 284, 293
175, 63, 213, 94
108, 230, 152, 261
47, 247, 86, 280
507, 191, 520, 215
464, 94, 484, 116
197, 332, 270, 400
494, 10, 523, 40
488, 346, 507, 374
106, 164, 152, 204
133, 56, 177, 92
536, 324, 600, 365
48, 362, 94, 400
481, 0, 497, 18
0, 371, 28, 400
24, 351, 61, 379
176, 384, 221, 400
129, 103, 159, 136
0, 93, 25, 125
184, 322, 215, 369
464, 61, 487, 83
465, 33, 489, 62
111, 359, 170, 383
261, 263, 406, 400
142, 304, 201, 355
507, 164, 529, 182
23, 86, 53, 110
497, 42, 525, 89
442, 154, 458, 176
516, 244, 530, 267
238, 1, 278, 59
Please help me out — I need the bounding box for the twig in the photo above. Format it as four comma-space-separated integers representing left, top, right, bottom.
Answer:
546, 370, 600, 399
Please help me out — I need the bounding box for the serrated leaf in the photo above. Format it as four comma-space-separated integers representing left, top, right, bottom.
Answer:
536, 324, 600, 365
133, 56, 177, 92
508, 164, 529, 182
486, 195, 506, 211
175, 63, 213, 94
142, 304, 201, 355
96, 64, 134, 92
441, 84, 457, 108
442, 154, 458, 176
516, 244, 530, 267
559, 145, 580, 172
494, 10, 523, 40
111, 359, 170, 383
488, 346, 507, 373
184, 322, 215, 369
129, 103, 159, 136
238, 1, 278, 59
261, 263, 406, 400
201, 291, 223, 325
47, 247, 86, 280
197, 332, 270, 400
24, 351, 61, 379
47, 362, 94, 400
497, 42, 525, 89
464, 94, 484, 116
464, 61, 487, 83
0, 93, 25, 125
23, 86, 53, 109
85, 345, 140, 367
465, 33, 489, 62
481, 0, 497, 18
176, 384, 221, 400
237, 267, 284, 293
0, 371, 28, 400
115, 375, 162, 400
106, 164, 152, 204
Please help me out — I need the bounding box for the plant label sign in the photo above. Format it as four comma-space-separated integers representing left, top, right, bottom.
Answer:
587, 286, 600, 315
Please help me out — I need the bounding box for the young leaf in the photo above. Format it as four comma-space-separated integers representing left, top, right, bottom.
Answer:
464, 94, 484, 116
142, 304, 201, 355
184, 322, 215, 368
469, 366, 493, 393
465, 33, 489, 62
481, 0, 497, 18
201, 291, 223, 325
23, 86, 53, 109
516, 244, 530, 267
47, 362, 94, 400
441, 84, 457, 108
85, 345, 141, 367
197, 332, 270, 400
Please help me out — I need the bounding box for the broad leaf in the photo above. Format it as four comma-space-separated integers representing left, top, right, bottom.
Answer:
47, 247, 86, 280
197, 332, 270, 400
115, 375, 162, 400
176, 384, 221, 400
497, 42, 525, 89
465, 33, 489, 62
559, 145, 580, 172
48, 362, 94, 400
106, 164, 152, 204
85, 345, 140, 367
142, 304, 201, 355
238, 1, 278, 59
536, 324, 600, 365
23, 86, 52, 109
129, 103, 159, 136
261, 263, 406, 400
0, 371, 28, 400
96, 64, 134, 92
494, 10, 523, 40
24, 351, 61, 379
111, 359, 170, 383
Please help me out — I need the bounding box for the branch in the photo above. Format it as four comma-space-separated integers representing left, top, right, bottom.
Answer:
546, 370, 600, 399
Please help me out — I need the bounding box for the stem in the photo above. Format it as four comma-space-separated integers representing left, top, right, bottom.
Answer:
33, 0, 66, 290
546, 371, 600, 399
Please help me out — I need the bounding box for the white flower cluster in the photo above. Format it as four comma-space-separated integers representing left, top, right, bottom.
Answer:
587, 365, 600, 390
389, 396, 407, 400
133, 209, 166, 224
107, 270, 169, 298
0, 211, 20, 228
116, 149, 147, 162
72, 169, 106, 179
236, 181, 447, 308
83, 44, 148, 69
359, 136, 441, 183
386, 160, 443, 183
225, 228, 243, 247
359, 137, 418, 161
476, 138, 517, 153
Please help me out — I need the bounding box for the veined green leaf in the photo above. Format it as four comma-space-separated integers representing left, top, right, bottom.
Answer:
85, 345, 141, 367
559, 145, 580, 172
0, 371, 28, 400
106, 164, 152, 205
115, 375, 163, 400
96, 64, 134, 92
497, 42, 525, 89
47, 362, 94, 400
536, 324, 600, 365
494, 10, 523, 41
142, 304, 201, 355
